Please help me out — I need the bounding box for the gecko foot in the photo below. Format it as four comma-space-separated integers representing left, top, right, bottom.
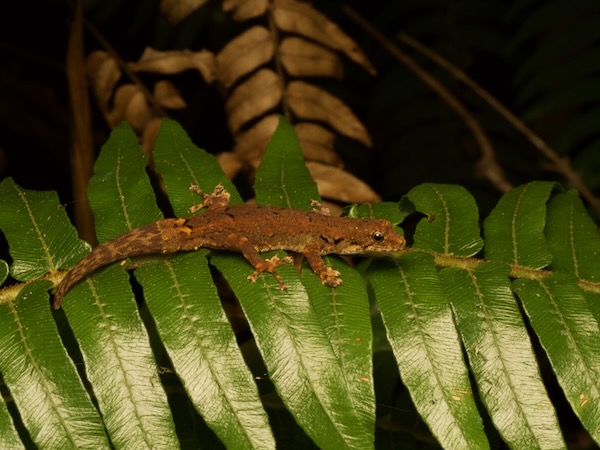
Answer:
188, 183, 230, 213
310, 199, 330, 216
319, 266, 343, 287
247, 255, 293, 290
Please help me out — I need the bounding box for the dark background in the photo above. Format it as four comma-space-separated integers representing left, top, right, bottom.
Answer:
1, 1, 600, 448
1, 0, 599, 217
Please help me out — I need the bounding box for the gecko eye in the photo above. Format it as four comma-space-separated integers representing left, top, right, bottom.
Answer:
372, 231, 384, 242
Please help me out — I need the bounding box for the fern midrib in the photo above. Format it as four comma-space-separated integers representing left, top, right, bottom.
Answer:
161, 259, 260, 447
537, 279, 600, 403
568, 201, 580, 278
90, 279, 156, 449
466, 270, 540, 443
255, 273, 359, 450
396, 261, 472, 446
320, 257, 373, 436
14, 184, 56, 272
9, 302, 78, 446
115, 147, 133, 231
430, 184, 451, 253
430, 251, 600, 294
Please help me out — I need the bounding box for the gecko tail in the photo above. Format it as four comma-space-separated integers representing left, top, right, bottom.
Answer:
53, 220, 173, 309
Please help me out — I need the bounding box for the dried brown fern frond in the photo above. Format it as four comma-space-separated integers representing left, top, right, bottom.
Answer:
85, 47, 216, 156
85, 0, 380, 203
271, 0, 375, 74
213, 0, 379, 202
160, 0, 213, 23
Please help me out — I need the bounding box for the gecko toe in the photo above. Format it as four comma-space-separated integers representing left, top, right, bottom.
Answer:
320, 267, 343, 287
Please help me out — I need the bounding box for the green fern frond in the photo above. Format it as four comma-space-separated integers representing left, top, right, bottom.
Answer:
1, 119, 599, 449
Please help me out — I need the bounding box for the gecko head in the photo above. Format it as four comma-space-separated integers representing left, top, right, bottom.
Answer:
332, 219, 406, 255
362, 223, 406, 254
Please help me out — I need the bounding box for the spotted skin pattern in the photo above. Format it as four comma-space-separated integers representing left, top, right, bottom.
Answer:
53, 185, 406, 308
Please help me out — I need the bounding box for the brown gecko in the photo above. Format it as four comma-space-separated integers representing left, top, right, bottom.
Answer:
53, 184, 406, 309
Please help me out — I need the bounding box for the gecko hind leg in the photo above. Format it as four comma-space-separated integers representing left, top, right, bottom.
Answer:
247, 255, 294, 290
231, 235, 293, 289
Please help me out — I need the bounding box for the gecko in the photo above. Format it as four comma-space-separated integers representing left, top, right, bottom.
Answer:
53, 184, 406, 309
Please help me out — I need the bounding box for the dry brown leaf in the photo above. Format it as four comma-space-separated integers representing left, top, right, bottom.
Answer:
109, 84, 151, 132
160, 0, 209, 24
129, 47, 216, 83
86, 50, 121, 115
223, 0, 268, 21
273, 0, 376, 75
123, 95, 152, 133
299, 140, 342, 166
107, 84, 139, 126
233, 117, 342, 166
233, 114, 280, 163
295, 122, 335, 146
280, 37, 343, 79
286, 81, 372, 147
217, 151, 244, 179
225, 69, 282, 134
154, 80, 187, 109
141, 117, 162, 159
216, 26, 274, 88
295, 122, 342, 166
306, 162, 380, 203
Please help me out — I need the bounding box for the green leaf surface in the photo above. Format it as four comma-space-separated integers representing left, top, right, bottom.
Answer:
150, 119, 275, 447
545, 189, 600, 281
513, 274, 600, 446
153, 118, 242, 215
136, 251, 276, 450
59, 123, 179, 447
440, 263, 565, 449
584, 291, 600, 332
369, 253, 488, 450
345, 201, 408, 225
254, 116, 320, 209
212, 252, 372, 450
62, 264, 179, 449
0, 178, 89, 280
87, 122, 163, 241
0, 281, 109, 449
406, 183, 483, 256
300, 256, 375, 436
266, 407, 316, 449
483, 181, 555, 267
0, 396, 22, 450
0, 259, 8, 284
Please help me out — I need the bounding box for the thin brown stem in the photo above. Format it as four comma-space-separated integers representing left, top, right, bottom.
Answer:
267, 4, 292, 121
344, 6, 512, 193
397, 33, 600, 215
400, 33, 600, 214
66, 0, 96, 244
